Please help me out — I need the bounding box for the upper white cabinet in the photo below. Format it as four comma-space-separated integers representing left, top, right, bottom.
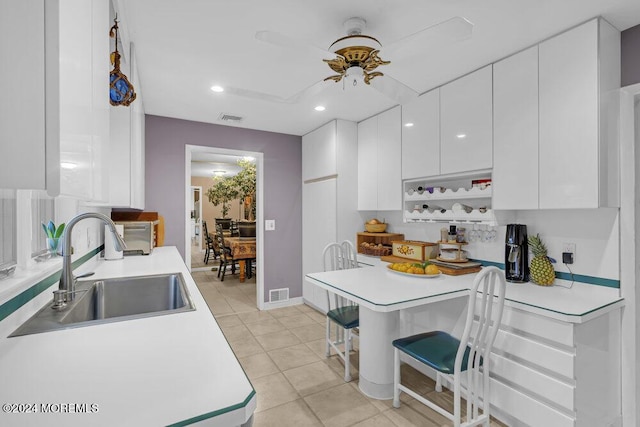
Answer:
108, 43, 145, 209
59, 0, 110, 202
401, 89, 440, 180
0, 0, 111, 202
440, 66, 493, 175
492, 46, 539, 210
302, 122, 337, 181
357, 106, 402, 211
0, 0, 56, 192
538, 19, 620, 209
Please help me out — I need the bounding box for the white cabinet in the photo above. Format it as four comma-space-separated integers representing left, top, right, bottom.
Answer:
302, 122, 337, 181
108, 43, 145, 209
303, 120, 359, 311
539, 18, 620, 209
492, 46, 539, 210
0, 0, 46, 190
357, 106, 402, 211
401, 89, 440, 179
440, 66, 493, 175
0, 0, 110, 201
59, 0, 110, 202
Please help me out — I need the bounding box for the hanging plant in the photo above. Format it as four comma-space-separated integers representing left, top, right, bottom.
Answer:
206, 176, 238, 218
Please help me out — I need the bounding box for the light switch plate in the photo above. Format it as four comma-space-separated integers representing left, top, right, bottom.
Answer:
265, 220, 275, 231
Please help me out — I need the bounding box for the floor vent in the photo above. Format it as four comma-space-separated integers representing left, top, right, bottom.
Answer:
218, 113, 243, 122
269, 288, 289, 303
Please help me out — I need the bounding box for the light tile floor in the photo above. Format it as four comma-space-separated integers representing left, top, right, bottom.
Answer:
192, 269, 507, 427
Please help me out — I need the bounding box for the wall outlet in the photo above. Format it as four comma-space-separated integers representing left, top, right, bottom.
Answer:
265, 220, 275, 231
562, 242, 576, 257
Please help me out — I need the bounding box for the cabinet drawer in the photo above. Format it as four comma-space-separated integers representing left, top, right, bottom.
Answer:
490, 377, 575, 427
500, 305, 574, 346
489, 326, 575, 379
490, 352, 575, 411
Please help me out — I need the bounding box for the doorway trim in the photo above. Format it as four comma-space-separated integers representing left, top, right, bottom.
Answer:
185, 144, 265, 311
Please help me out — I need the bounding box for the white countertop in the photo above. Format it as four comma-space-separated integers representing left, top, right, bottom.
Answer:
306, 265, 623, 323
0, 247, 255, 427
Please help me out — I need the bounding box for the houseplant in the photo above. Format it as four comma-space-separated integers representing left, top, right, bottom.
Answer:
206, 176, 239, 219
232, 158, 256, 221
41, 220, 65, 255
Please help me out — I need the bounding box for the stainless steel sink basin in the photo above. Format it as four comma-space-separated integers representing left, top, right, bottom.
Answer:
10, 273, 195, 337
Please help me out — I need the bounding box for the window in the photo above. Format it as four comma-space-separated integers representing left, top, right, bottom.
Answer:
30, 191, 55, 257
0, 189, 17, 272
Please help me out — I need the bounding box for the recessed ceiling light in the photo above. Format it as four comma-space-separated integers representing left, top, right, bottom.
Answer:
210, 85, 224, 93
404, 123, 414, 127
314, 105, 326, 111
213, 170, 226, 176
456, 133, 467, 139
61, 162, 77, 170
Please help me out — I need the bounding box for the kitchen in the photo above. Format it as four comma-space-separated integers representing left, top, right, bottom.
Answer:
1, 0, 640, 426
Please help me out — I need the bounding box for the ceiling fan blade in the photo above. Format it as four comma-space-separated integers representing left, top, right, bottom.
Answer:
382, 16, 473, 58
255, 30, 337, 61
370, 75, 419, 104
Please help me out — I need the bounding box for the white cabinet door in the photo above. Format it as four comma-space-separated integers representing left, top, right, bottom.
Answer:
357, 116, 378, 210
302, 121, 337, 181
493, 46, 539, 210
377, 106, 402, 210
302, 178, 337, 312
402, 89, 440, 179
440, 66, 493, 175
539, 20, 599, 209
0, 0, 48, 190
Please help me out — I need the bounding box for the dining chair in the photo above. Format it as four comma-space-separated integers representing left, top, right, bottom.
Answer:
202, 221, 218, 264
392, 266, 506, 427
341, 240, 359, 269
323, 242, 359, 382
215, 224, 238, 281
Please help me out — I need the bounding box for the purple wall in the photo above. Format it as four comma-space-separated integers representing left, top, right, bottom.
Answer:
622, 24, 640, 87
145, 115, 303, 301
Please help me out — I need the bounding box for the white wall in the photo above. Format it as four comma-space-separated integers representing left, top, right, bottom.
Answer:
379, 208, 620, 281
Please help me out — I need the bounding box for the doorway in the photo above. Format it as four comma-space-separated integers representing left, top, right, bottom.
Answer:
185, 145, 264, 310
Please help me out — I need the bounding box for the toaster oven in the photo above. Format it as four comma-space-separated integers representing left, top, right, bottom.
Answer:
115, 221, 157, 255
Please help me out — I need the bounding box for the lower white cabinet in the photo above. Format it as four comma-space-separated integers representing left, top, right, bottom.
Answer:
402, 301, 621, 427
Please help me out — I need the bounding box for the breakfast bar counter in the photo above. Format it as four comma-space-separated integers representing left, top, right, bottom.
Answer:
306, 265, 624, 425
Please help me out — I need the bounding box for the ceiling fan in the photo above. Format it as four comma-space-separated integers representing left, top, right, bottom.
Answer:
224, 16, 473, 105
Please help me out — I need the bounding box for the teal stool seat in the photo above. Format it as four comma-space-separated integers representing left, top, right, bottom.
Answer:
393, 331, 478, 375
327, 305, 359, 329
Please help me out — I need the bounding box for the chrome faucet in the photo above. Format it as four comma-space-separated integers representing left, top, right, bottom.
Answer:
58, 213, 126, 302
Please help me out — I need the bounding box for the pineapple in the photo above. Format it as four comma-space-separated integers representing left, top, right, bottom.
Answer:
528, 234, 555, 286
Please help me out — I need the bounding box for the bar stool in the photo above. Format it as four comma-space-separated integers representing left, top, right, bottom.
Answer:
392, 266, 506, 427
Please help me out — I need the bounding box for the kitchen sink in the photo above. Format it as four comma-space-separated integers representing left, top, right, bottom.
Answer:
10, 273, 195, 337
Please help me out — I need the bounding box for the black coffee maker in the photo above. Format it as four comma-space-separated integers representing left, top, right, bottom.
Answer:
505, 224, 528, 282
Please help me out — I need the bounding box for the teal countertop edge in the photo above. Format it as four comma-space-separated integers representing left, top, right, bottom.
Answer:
0, 246, 103, 323
166, 390, 256, 427
473, 259, 620, 289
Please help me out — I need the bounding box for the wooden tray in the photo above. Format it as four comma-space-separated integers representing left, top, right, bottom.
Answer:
430, 259, 482, 275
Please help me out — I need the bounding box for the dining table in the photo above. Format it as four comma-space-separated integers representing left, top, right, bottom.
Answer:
225, 237, 256, 283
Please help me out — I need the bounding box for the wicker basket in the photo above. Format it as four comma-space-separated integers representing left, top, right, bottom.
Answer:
364, 223, 387, 233
362, 245, 392, 257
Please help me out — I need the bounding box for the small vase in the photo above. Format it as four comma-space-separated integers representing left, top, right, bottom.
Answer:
47, 238, 60, 256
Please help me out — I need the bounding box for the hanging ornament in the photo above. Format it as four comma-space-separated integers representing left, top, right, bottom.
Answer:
109, 16, 136, 106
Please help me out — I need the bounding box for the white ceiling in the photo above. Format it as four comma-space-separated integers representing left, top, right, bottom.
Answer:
191, 152, 245, 178
115, 0, 640, 137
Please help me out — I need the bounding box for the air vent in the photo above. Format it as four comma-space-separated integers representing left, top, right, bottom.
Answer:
269, 288, 289, 303
218, 113, 244, 122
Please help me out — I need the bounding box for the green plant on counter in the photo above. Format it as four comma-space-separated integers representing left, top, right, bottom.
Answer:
42, 220, 65, 240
